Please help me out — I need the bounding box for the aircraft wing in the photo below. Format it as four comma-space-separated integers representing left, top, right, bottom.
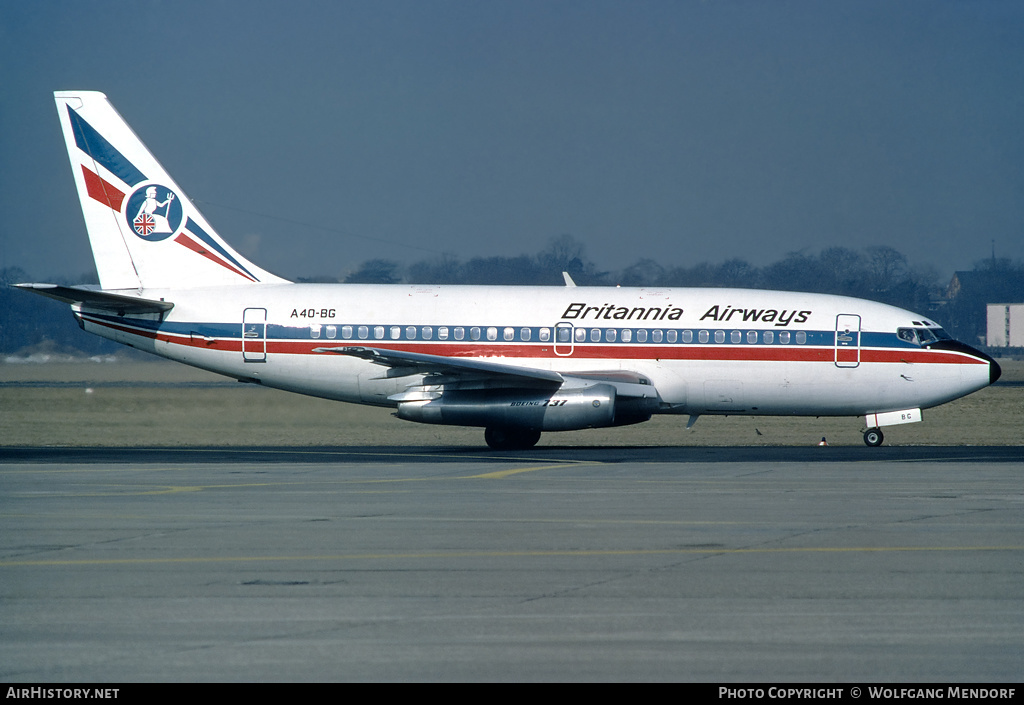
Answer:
314, 345, 564, 386
314, 346, 659, 400
15, 283, 174, 315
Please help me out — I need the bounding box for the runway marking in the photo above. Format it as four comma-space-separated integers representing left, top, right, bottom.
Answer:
4, 461, 588, 495
5, 485, 417, 497
114, 447, 594, 464
2, 545, 1021, 568
0, 448, 610, 466
459, 463, 601, 479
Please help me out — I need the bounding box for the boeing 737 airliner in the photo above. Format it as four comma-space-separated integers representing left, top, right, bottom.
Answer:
17, 91, 1001, 448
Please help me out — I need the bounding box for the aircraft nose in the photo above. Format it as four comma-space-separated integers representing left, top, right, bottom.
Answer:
928, 340, 1001, 385
970, 345, 1002, 385
967, 346, 1001, 385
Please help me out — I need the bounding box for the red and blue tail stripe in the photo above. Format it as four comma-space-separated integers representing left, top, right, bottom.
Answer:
67, 105, 259, 283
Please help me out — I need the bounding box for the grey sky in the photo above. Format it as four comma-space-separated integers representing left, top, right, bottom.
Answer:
2, 1, 1022, 282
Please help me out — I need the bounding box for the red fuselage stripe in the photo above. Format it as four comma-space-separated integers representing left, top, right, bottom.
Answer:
81, 315, 986, 366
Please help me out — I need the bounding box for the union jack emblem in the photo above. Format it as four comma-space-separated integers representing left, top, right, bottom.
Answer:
133, 213, 155, 236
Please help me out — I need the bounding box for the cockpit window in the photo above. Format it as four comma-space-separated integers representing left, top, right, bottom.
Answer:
897, 327, 918, 344
897, 327, 950, 346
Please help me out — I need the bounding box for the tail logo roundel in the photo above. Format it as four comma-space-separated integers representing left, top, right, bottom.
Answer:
125, 184, 183, 241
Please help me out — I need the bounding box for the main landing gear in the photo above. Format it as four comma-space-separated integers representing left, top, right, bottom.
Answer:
484, 427, 541, 450
863, 427, 884, 447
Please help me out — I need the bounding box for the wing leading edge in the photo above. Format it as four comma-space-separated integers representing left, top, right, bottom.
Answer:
314, 345, 564, 386
313, 345, 659, 398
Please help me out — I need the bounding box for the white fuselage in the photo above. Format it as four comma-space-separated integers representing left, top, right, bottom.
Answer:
73, 283, 994, 419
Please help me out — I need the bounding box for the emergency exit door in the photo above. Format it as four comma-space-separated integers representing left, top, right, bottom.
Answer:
835, 314, 861, 368
242, 308, 267, 362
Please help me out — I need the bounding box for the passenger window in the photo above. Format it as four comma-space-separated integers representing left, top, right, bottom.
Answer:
454, 327, 465, 341
486, 327, 497, 341
558, 327, 572, 342
636, 329, 648, 343
763, 330, 773, 344
326, 325, 336, 339
795, 331, 807, 344
438, 326, 449, 340
667, 330, 677, 343
342, 325, 352, 339
575, 328, 587, 342
730, 330, 742, 344
621, 329, 632, 342
539, 328, 550, 342
779, 331, 790, 344
521, 328, 531, 341
470, 327, 481, 341
698, 330, 709, 343
682, 330, 693, 343
391, 326, 401, 339
310, 324, 321, 339
406, 325, 417, 339
374, 326, 384, 339
591, 328, 601, 342
747, 330, 757, 344
504, 327, 514, 341
422, 326, 432, 340
652, 329, 663, 343
715, 330, 725, 344
358, 325, 368, 339
606, 329, 617, 342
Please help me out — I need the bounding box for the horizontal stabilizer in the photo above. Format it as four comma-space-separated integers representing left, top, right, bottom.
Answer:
14, 283, 174, 315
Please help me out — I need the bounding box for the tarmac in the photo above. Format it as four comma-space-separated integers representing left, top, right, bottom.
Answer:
2, 445, 1023, 682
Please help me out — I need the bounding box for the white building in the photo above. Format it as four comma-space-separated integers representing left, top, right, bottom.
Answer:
987, 303, 1024, 347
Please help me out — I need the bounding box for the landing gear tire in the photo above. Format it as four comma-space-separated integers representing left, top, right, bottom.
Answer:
484, 427, 541, 450
863, 427, 884, 447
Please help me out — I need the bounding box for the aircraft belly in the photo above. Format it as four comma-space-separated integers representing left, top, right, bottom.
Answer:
646, 359, 987, 417
80, 316, 158, 354
357, 369, 406, 405
259, 354, 366, 403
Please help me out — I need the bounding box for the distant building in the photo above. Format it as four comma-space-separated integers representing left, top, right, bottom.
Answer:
943, 268, 1024, 346
949, 268, 1024, 304
987, 303, 1024, 347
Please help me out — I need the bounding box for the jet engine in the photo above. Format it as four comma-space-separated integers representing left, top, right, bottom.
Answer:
396, 383, 654, 431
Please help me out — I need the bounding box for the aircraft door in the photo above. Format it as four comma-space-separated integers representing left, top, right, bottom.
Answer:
242, 308, 267, 362
835, 314, 861, 368
554, 322, 574, 356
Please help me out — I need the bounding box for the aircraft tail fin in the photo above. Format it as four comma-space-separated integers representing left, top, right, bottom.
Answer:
53, 91, 287, 291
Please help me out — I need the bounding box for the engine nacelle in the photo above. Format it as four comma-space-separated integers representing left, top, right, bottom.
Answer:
396, 383, 652, 431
